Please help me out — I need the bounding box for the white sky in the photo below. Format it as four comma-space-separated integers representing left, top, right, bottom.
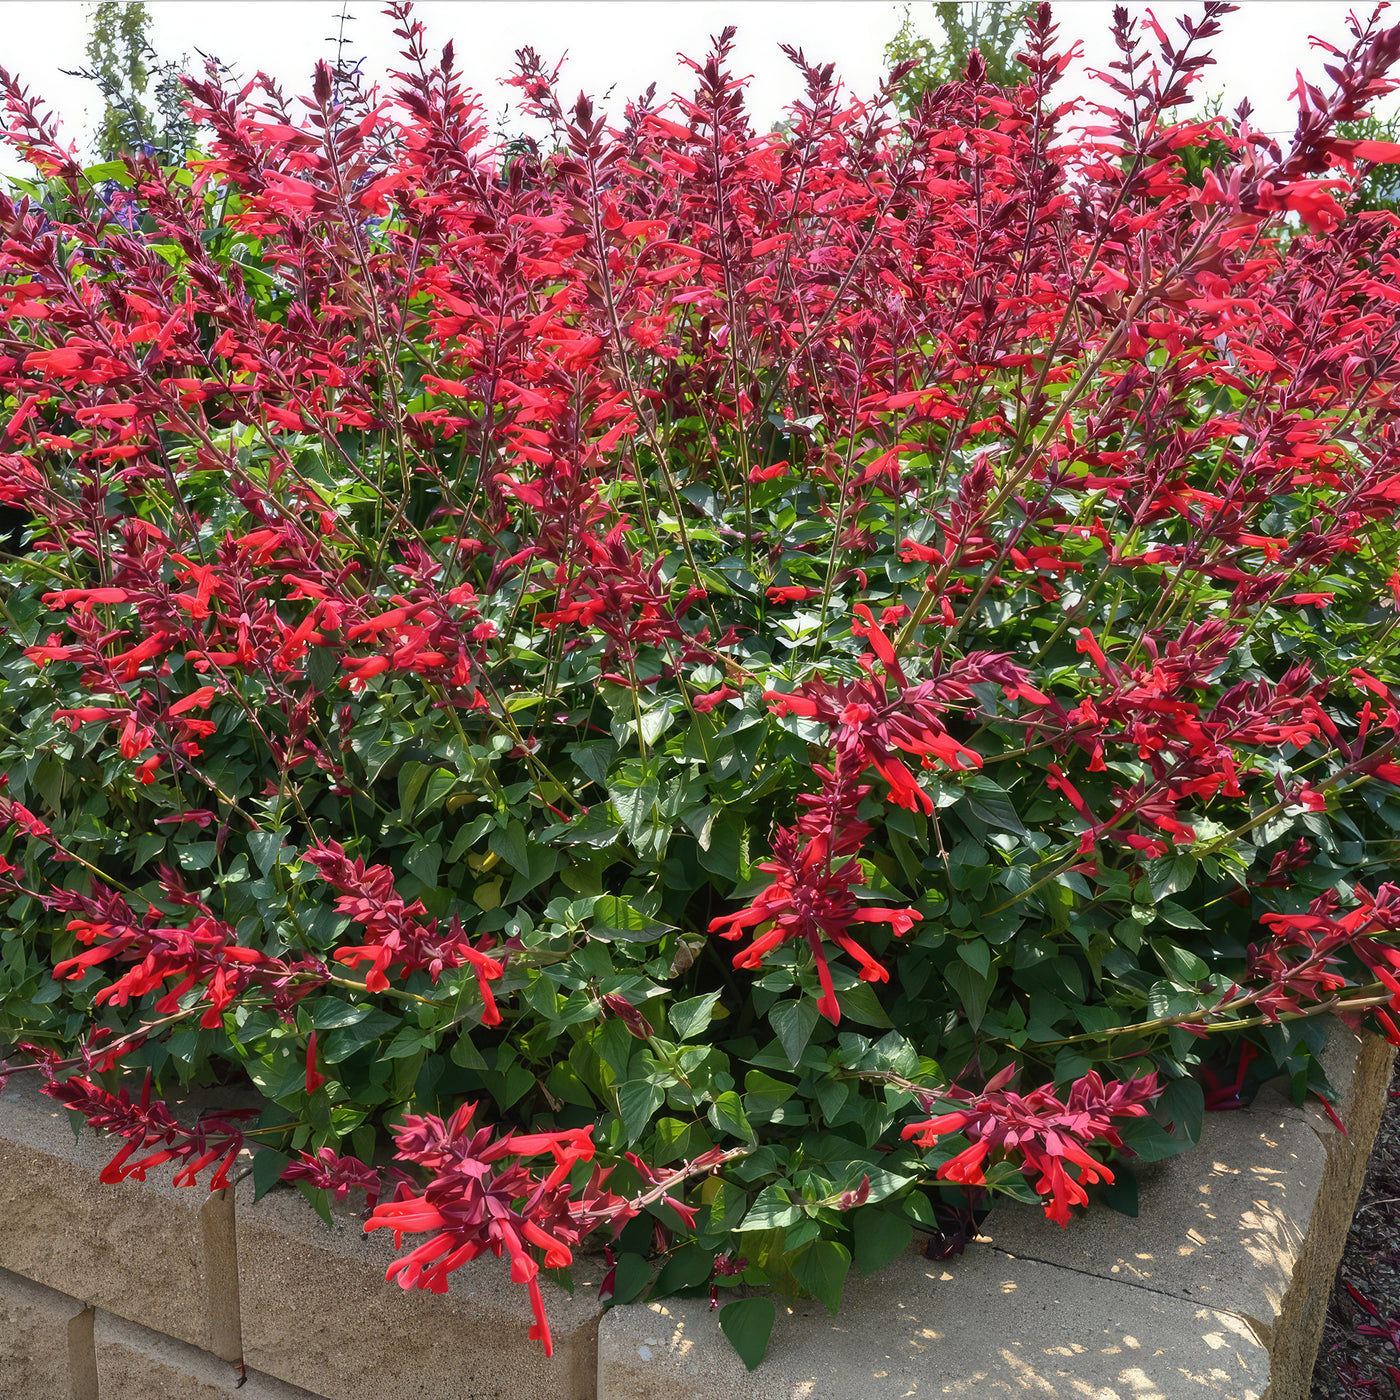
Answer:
0, 1, 1393, 177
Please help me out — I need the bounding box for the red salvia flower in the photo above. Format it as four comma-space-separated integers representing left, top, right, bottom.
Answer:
43, 1069, 253, 1191
902, 1067, 1160, 1226
364, 1103, 628, 1356
303, 840, 504, 1022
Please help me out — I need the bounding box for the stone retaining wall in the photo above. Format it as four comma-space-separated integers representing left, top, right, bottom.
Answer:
0, 1022, 1390, 1400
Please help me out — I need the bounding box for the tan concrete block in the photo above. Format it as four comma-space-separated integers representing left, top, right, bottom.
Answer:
0, 1076, 231, 1351
1256, 1026, 1395, 1400
600, 1027, 1390, 1400
235, 1176, 605, 1400
94, 1310, 321, 1399
1309, 1022, 1393, 1141
0, 1267, 88, 1400
598, 1244, 1268, 1400
1254, 1021, 1394, 1148
976, 1031, 1393, 1400
978, 1105, 1325, 1322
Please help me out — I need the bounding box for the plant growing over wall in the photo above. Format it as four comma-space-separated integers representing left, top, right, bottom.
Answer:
4, 0, 1400, 1369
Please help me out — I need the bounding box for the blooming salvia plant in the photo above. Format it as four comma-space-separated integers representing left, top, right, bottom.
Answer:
4, 0, 1400, 1368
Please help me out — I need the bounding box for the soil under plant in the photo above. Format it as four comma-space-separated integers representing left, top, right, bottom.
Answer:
1313, 1062, 1400, 1398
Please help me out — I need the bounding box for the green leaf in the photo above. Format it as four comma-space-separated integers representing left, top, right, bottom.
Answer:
719, 1297, 775, 1372
1151, 938, 1209, 984
769, 998, 818, 1068
176, 842, 219, 872
852, 1207, 913, 1276
743, 1070, 795, 1122
961, 778, 1030, 838
738, 1184, 800, 1231
488, 820, 531, 873
132, 832, 165, 869
608, 775, 661, 846
697, 822, 741, 880
450, 1032, 489, 1072
956, 937, 991, 979
321, 1008, 401, 1063
1099, 1166, 1138, 1217
652, 1243, 714, 1296
568, 739, 617, 788
944, 960, 991, 1031
1156, 1076, 1205, 1145
1155, 901, 1208, 932
446, 813, 494, 862
383, 1027, 428, 1060
1117, 1114, 1191, 1163
592, 895, 674, 943
669, 991, 721, 1042
397, 760, 428, 815
413, 766, 457, 819
252, 1148, 290, 1203
791, 1239, 850, 1316
708, 1090, 754, 1142
306, 998, 371, 1031
404, 840, 442, 886
247, 829, 289, 875
1146, 855, 1198, 901
294, 1180, 333, 1228
617, 1079, 665, 1145
610, 1253, 653, 1305
835, 981, 892, 1028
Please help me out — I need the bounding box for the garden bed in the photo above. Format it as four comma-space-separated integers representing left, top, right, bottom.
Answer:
6, 6, 1400, 1396
2, 1020, 1388, 1400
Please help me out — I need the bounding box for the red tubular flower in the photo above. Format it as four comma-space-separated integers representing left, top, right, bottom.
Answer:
305, 1031, 325, 1094
902, 1068, 1159, 1227
364, 1103, 631, 1356
0, 776, 52, 840
281, 1146, 384, 1206
1253, 884, 1400, 1037
691, 684, 738, 712
43, 1070, 253, 1191
49, 883, 301, 1030
710, 824, 921, 1024
303, 842, 504, 1021
765, 666, 982, 817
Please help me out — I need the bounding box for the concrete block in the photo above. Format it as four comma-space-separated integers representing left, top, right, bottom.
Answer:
1254, 1020, 1394, 1150
234, 1175, 606, 1400
0, 1076, 231, 1352
597, 1244, 1268, 1400
978, 1104, 1325, 1322
973, 1030, 1392, 1400
94, 1310, 320, 1399
0, 1267, 89, 1400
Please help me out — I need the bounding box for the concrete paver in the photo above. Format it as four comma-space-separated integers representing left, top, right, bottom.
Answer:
598, 1243, 1268, 1400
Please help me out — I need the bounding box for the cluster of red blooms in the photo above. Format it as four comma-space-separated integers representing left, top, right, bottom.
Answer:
1251, 883, 1400, 1040
902, 1065, 1160, 1226
41, 870, 325, 1029
302, 839, 505, 1021
281, 1145, 401, 1208
719, 609, 1055, 1021
43, 1069, 255, 1191
363, 1103, 632, 1356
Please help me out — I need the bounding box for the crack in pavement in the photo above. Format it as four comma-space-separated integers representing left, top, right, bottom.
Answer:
976, 1238, 1264, 1336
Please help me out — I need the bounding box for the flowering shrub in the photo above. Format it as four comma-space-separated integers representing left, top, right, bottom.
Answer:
4, 0, 1400, 1368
